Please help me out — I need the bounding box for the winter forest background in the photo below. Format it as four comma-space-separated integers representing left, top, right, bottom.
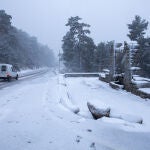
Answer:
0, 10, 55, 70
62, 16, 150, 78
0, 10, 149, 78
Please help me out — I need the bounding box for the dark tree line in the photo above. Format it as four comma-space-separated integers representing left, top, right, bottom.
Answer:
62, 16, 96, 72
62, 16, 150, 78
0, 10, 55, 70
62, 17, 118, 73
127, 15, 150, 77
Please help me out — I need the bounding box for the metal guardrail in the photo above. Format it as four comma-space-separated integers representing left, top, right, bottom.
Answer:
64, 73, 100, 78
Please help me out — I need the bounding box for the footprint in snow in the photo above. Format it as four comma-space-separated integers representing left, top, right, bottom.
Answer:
49, 110, 54, 113
90, 142, 96, 150
7, 121, 13, 123
57, 116, 63, 119
7, 121, 19, 124
2, 103, 6, 107
70, 121, 80, 123
76, 135, 82, 143
87, 129, 92, 132
7, 99, 11, 102
27, 140, 32, 144
12, 96, 18, 99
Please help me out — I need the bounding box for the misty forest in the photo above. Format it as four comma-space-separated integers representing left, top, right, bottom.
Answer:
0, 10, 149, 77
0, 10, 55, 69
0, 7, 150, 150
62, 16, 150, 78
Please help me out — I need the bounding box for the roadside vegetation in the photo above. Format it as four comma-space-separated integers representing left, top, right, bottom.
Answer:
62, 16, 150, 78
0, 10, 55, 70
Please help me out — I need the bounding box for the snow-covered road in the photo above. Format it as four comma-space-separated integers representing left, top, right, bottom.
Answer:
0, 71, 150, 150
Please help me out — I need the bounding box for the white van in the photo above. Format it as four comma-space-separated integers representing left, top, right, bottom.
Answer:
0, 64, 18, 81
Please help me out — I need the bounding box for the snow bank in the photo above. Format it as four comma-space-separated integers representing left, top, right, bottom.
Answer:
130, 67, 140, 70
139, 88, 150, 94
66, 77, 150, 132
18, 67, 48, 77
99, 73, 106, 78
59, 75, 80, 114
110, 110, 143, 124
132, 80, 149, 84
132, 75, 150, 88
109, 81, 124, 89
133, 76, 150, 82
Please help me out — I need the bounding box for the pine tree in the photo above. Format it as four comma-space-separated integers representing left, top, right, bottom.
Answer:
0, 10, 55, 69
94, 42, 114, 72
94, 43, 104, 71
0, 10, 12, 33
62, 31, 76, 71
127, 15, 150, 77
62, 16, 95, 72
127, 15, 148, 42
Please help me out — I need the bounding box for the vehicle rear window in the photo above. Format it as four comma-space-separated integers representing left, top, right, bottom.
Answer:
1, 66, 7, 71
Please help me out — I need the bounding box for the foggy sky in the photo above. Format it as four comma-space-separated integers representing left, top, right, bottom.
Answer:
1, 0, 150, 54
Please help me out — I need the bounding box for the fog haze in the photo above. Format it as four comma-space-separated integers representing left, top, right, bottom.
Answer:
1, 0, 150, 54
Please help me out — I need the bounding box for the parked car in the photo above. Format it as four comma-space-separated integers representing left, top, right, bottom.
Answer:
0, 64, 18, 81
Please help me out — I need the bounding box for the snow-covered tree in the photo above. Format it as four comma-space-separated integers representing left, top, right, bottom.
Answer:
62, 16, 95, 72
0, 10, 12, 33
127, 15, 150, 77
0, 10, 55, 69
127, 15, 148, 42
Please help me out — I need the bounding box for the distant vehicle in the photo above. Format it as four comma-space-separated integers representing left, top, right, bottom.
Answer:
0, 64, 18, 81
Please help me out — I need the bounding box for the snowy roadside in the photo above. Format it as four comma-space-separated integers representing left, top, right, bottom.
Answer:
64, 76, 150, 132
58, 74, 80, 114
57, 75, 150, 149
0, 67, 50, 88
0, 71, 150, 150
18, 67, 49, 78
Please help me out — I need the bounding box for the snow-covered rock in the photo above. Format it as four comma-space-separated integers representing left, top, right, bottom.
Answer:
87, 102, 110, 119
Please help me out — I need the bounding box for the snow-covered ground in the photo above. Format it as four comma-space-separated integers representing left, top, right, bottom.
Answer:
18, 67, 49, 77
0, 71, 150, 150
139, 88, 150, 94
133, 75, 150, 82
132, 75, 150, 89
